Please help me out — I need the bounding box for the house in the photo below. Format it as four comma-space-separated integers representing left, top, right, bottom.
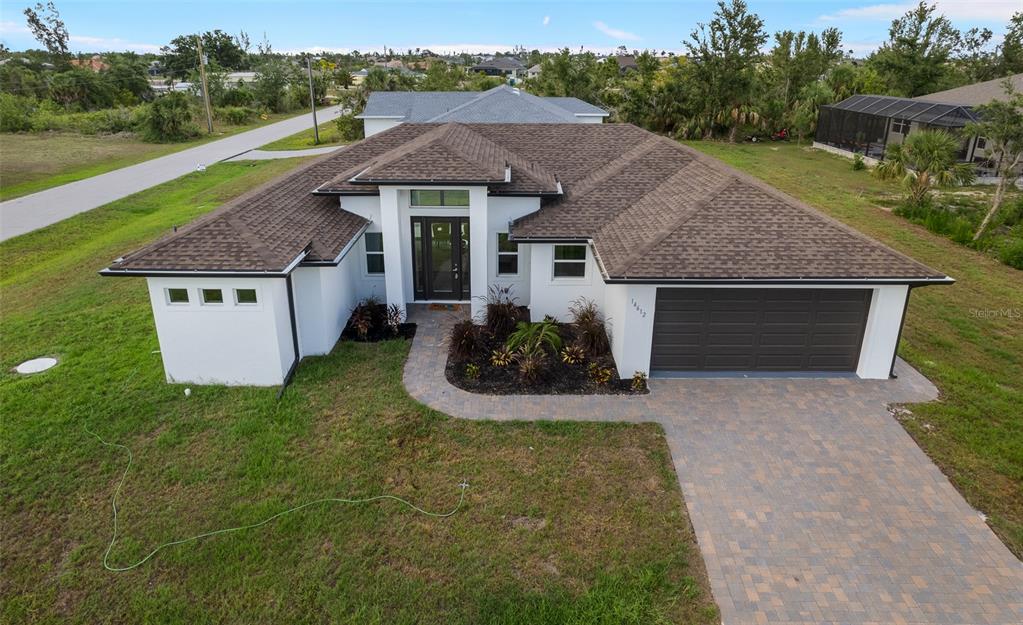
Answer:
101, 123, 951, 387
355, 85, 608, 136
526, 64, 542, 80
70, 54, 109, 72
350, 68, 369, 85
814, 73, 1023, 173
615, 55, 639, 74
470, 57, 526, 83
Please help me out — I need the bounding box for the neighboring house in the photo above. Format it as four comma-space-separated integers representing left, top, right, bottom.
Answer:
70, 54, 109, 72
471, 57, 526, 83
814, 73, 1023, 175
350, 68, 369, 85
101, 123, 950, 387
615, 55, 639, 74
526, 64, 542, 80
355, 85, 608, 136
223, 71, 258, 86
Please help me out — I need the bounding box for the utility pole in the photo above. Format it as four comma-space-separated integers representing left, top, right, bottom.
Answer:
196, 35, 214, 134
306, 56, 320, 145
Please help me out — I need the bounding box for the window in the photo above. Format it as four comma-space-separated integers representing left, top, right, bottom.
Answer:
201, 288, 224, 305
365, 232, 384, 274
891, 118, 910, 135
975, 137, 986, 150
410, 189, 470, 207
553, 244, 586, 278
166, 288, 189, 304
497, 233, 518, 275
234, 288, 258, 305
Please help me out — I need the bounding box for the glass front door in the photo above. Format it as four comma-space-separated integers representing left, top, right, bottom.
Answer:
411, 217, 470, 300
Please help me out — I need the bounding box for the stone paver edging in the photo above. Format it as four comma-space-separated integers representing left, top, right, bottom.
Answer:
403, 307, 1023, 625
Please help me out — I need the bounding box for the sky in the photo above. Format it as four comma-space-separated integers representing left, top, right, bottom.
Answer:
0, 1, 1019, 58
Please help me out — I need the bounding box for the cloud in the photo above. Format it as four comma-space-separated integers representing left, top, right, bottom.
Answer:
543, 15, 550, 26
593, 20, 640, 41
0, 20, 30, 35
819, 1, 1019, 23
68, 35, 163, 53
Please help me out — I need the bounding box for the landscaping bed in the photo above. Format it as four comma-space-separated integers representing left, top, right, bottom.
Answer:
446, 291, 646, 395
341, 300, 416, 342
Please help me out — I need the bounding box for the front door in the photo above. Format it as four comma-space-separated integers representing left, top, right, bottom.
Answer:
411, 217, 470, 300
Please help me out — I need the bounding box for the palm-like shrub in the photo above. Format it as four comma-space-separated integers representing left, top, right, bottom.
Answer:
874, 129, 976, 206
506, 320, 562, 357
450, 320, 481, 360
481, 285, 520, 339
568, 298, 610, 357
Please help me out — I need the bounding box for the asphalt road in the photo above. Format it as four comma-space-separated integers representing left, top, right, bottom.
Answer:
0, 105, 340, 242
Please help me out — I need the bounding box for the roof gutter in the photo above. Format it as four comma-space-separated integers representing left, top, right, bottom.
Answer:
601, 276, 955, 286
98, 250, 310, 279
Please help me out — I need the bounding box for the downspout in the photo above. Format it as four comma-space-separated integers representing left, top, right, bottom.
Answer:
888, 285, 913, 379
278, 273, 301, 399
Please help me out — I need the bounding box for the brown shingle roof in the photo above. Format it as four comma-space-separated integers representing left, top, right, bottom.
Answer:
106, 122, 947, 281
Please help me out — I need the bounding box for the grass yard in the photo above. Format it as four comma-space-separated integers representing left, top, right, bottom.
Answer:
260, 117, 347, 151
689, 141, 1023, 558
0, 161, 717, 623
0, 112, 303, 201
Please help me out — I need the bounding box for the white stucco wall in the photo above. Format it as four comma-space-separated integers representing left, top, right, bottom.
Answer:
527, 243, 606, 322
485, 196, 538, 308
146, 277, 295, 386
604, 283, 909, 380
292, 253, 362, 358
575, 114, 606, 124
362, 118, 403, 137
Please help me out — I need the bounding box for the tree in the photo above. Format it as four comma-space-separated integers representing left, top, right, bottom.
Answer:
161, 30, 247, 79
954, 27, 995, 84
684, 0, 768, 142
964, 81, 1023, 240
419, 61, 461, 91
997, 12, 1023, 76
868, 2, 961, 97
252, 57, 298, 112
23, 2, 69, 61
104, 55, 153, 104
768, 29, 843, 110
139, 91, 198, 142
789, 81, 836, 143
874, 129, 976, 206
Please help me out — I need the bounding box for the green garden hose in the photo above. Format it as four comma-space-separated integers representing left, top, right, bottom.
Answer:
85, 427, 468, 572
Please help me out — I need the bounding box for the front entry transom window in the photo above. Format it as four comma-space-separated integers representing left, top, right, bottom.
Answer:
410, 189, 470, 207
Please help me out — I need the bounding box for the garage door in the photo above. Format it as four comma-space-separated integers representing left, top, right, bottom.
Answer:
650, 288, 871, 373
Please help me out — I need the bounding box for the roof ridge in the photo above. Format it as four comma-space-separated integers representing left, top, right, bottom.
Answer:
567, 135, 664, 198
424, 87, 503, 122
610, 172, 736, 276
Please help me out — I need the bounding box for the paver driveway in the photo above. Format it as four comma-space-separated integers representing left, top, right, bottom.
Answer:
404, 307, 1023, 625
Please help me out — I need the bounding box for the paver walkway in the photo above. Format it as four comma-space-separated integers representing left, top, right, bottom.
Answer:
404, 306, 1023, 625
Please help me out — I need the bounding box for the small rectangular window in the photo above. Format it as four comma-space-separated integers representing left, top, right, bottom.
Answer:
365, 232, 385, 274
201, 288, 224, 304
497, 233, 518, 275
166, 288, 189, 304
410, 189, 469, 206
891, 118, 910, 135
553, 244, 586, 278
235, 288, 257, 304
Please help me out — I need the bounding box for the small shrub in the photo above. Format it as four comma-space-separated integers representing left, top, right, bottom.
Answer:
506, 320, 562, 356
569, 298, 611, 357
852, 153, 866, 171
451, 320, 481, 360
490, 346, 514, 367
561, 345, 585, 365
516, 350, 546, 382
215, 106, 256, 125
386, 303, 404, 335
218, 87, 255, 107
1000, 238, 1023, 270
0, 93, 35, 132
631, 371, 648, 392
587, 363, 613, 386
335, 112, 364, 141
465, 363, 481, 380
481, 285, 520, 338
350, 305, 372, 339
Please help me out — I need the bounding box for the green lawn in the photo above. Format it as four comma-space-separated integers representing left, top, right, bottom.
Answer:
0, 161, 717, 623
0, 112, 304, 201
689, 141, 1023, 558
260, 117, 347, 151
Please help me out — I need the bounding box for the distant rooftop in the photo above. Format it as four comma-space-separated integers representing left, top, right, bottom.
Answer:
356, 85, 608, 123
915, 73, 1023, 107
471, 57, 525, 71
823, 94, 979, 127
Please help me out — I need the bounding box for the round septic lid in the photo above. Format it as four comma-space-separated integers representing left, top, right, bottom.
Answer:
15, 357, 58, 374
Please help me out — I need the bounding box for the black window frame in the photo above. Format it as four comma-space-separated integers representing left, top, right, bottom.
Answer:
409, 189, 470, 207
496, 233, 519, 276
364, 232, 385, 275
552, 244, 587, 279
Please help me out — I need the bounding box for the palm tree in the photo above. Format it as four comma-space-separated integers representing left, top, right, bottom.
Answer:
874, 129, 976, 206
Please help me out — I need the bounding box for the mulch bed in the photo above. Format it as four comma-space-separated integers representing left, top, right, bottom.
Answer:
446, 322, 645, 395
341, 303, 417, 342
